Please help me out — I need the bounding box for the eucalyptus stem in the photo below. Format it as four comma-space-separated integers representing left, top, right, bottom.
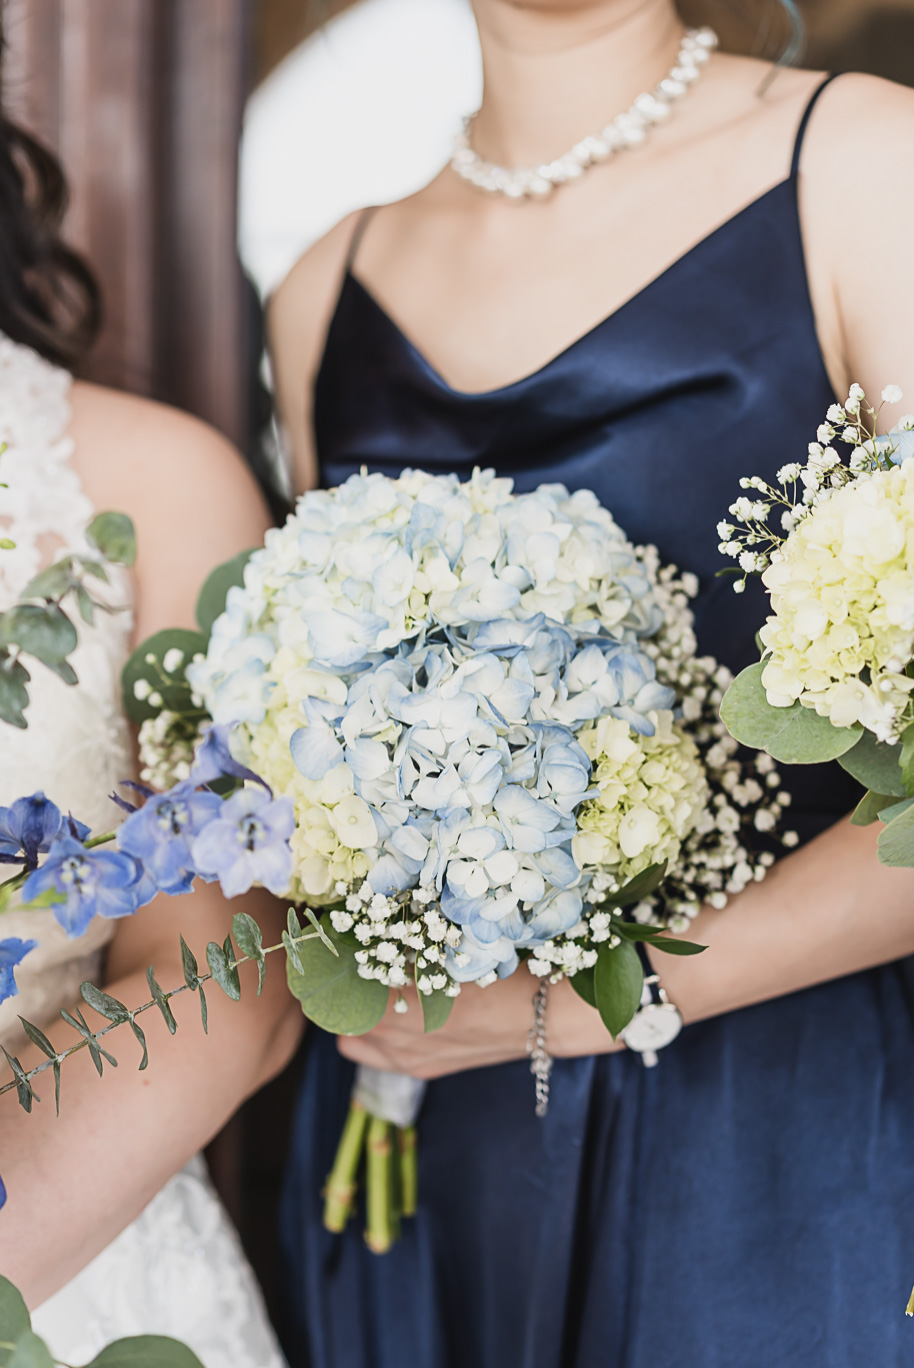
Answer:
323, 1100, 369, 1233
0, 931, 318, 1101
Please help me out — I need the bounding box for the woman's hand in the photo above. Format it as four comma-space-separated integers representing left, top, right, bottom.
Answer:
337, 971, 625, 1079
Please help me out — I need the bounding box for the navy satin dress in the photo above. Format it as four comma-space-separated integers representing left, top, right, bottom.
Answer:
281, 80, 914, 1366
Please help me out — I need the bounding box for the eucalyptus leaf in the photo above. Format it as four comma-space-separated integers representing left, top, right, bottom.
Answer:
851, 791, 897, 826
232, 912, 266, 995
205, 939, 240, 1001
879, 797, 914, 824
195, 550, 255, 640
303, 904, 338, 955
145, 968, 178, 1032
0, 603, 77, 665
38, 656, 77, 687
837, 730, 906, 797
720, 662, 861, 763
86, 1335, 206, 1367
281, 929, 304, 976
76, 584, 96, 626
0, 654, 29, 729
86, 510, 136, 566
1, 1045, 36, 1112
418, 984, 454, 1033
0, 1275, 31, 1361
286, 915, 388, 1035
594, 940, 643, 1039
121, 628, 207, 724
179, 936, 200, 990
569, 964, 597, 1009
18, 558, 76, 602
5, 1330, 54, 1368
877, 799, 914, 867
129, 1017, 149, 1071
80, 982, 130, 1023
17, 1018, 56, 1059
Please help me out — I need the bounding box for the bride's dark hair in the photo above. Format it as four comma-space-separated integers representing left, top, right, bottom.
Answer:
0, 32, 101, 369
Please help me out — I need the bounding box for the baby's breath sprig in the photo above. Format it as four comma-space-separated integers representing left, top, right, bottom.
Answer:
719, 385, 914, 592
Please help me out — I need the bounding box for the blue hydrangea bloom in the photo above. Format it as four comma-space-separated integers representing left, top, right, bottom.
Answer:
881, 427, 914, 466
0, 936, 39, 1004
191, 787, 294, 898
22, 836, 143, 938
117, 783, 223, 896
0, 793, 88, 870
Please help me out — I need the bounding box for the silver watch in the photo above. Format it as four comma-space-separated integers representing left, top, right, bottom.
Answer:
620, 973, 683, 1067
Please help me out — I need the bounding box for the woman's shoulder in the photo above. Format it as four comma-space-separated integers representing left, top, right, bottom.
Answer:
69, 382, 270, 636
800, 69, 914, 179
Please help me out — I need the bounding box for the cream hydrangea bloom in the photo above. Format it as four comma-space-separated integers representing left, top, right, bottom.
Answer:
573, 711, 708, 884
758, 461, 914, 741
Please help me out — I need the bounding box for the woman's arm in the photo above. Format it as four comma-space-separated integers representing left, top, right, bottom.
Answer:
0, 388, 302, 1306
339, 74, 914, 1081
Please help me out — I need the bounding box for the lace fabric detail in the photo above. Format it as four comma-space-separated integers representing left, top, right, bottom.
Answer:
33, 1158, 287, 1368
0, 338, 287, 1368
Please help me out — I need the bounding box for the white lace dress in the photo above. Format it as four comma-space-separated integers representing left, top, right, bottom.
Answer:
0, 337, 287, 1368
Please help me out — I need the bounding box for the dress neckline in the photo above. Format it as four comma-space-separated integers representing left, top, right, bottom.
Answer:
343, 175, 798, 401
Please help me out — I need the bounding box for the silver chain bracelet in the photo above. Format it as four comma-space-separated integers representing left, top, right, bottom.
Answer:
526, 982, 553, 1117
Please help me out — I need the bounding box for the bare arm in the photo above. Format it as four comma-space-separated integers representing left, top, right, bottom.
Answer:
0, 388, 302, 1306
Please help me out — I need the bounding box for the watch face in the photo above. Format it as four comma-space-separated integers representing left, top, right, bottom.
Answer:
621, 1003, 683, 1054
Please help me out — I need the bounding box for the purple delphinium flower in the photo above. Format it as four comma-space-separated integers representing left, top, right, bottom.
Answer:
0, 936, 39, 1005
22, 836, 143, 938
0, 793, 88, 870
117, 782, 223, 896
190, 723, 268, 791
191, 788, 294, 898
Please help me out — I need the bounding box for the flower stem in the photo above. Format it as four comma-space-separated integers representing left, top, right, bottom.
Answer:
398, 1124, 418, 1218
365, 1116, 396, 1254
323, 1099, 369, 1234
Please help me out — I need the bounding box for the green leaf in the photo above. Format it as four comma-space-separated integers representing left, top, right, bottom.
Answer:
720, 661, 861, 764
205, 938, 240, 1001
80, 982, 130, 1023
129, 1016, 149, 1070
0, 653, 29, 729
877, 799, 914, 867
232, 912, 266, 995
418, 983, 454, 1033
613, 922, 669, 942
281, 929, 304, 975
0, 603, 77, 665
195, 550, 255, 640
179, 936, 200, 990
837, 730, 906, 797
17, 1017, 56, 1059
197, 983, 208, 1034
18, 557, 77, 602
6, 1330, 54, 1368
1, 1045, 36, 1112
286, 915, 388, 1035
851, 790, 898, 826
303, 904, 338, 955
76, 583, 96, 626
60, 1006, 118, 1072
609, 862, 668, 908
569, 964, 597, 1009
86, 511, 136, 566
37, 655, 77, 687
649, 936, 707, 956
880, 796, 914, 824
86, 1335, 207, 1367
120, 628, 207, 724
0, 1276, 31, 1361
145, 968, 178, 1032
593, 940, 644, 1039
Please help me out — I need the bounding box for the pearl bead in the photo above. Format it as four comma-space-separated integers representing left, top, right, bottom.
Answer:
451, 27, 716, 200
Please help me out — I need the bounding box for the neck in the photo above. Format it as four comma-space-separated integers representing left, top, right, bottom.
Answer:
470, 0, 684, 165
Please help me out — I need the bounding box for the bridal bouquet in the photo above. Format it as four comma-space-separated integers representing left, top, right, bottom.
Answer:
1, 468, 789, 1254
718, 385, 914, 866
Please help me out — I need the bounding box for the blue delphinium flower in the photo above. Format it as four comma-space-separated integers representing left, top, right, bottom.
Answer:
117, 783, 223, 896
0, 936, 38, 1004
190, 722, 268, 790
191, 788, 294, 898
22, 836, 143, 938
0, 793, 88, 870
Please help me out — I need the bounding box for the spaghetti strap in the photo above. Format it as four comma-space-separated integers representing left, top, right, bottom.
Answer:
344, 207, 377, 274
790, 74, 840, 177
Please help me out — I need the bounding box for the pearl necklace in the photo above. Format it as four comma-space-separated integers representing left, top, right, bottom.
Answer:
451, 26, 719, 201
